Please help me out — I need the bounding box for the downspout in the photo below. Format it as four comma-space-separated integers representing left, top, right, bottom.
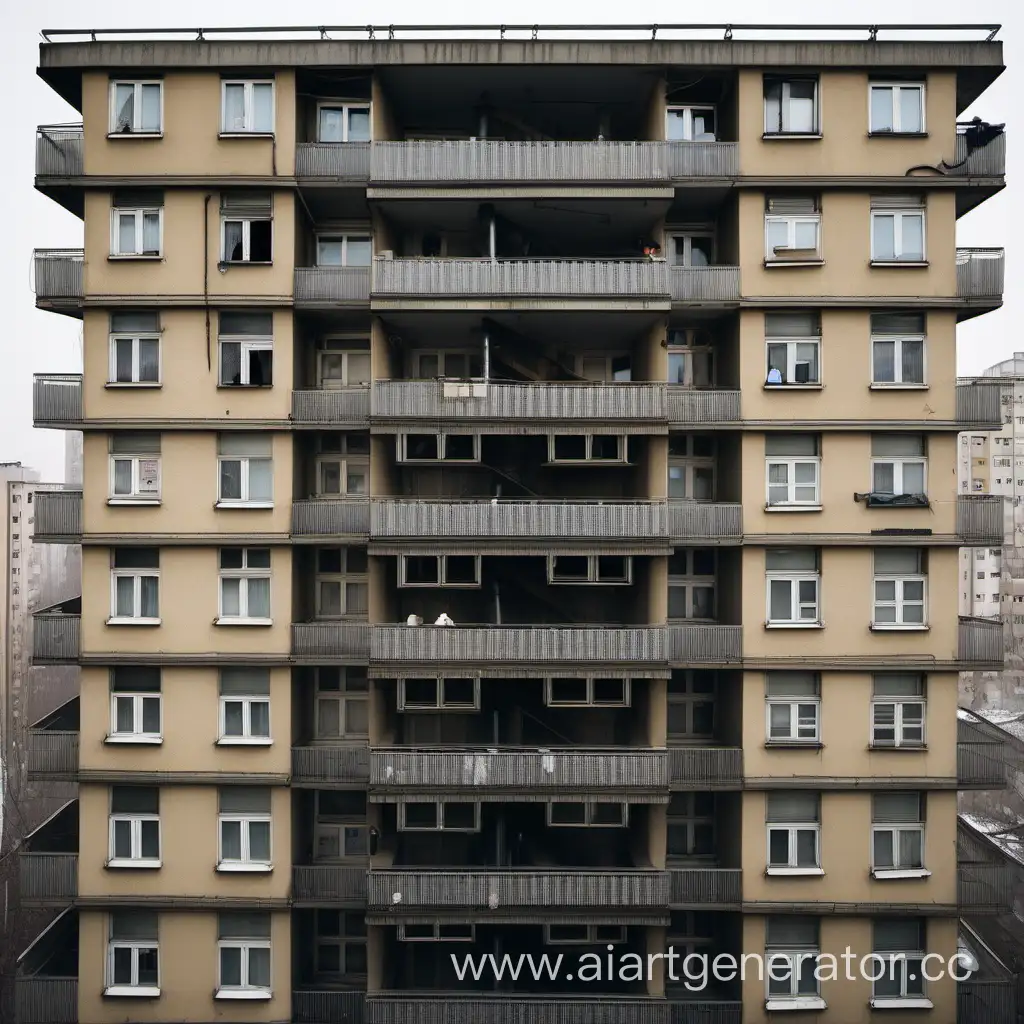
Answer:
483, 330, 490, 383
489, 214, 497, 261
203, 194, 212, 371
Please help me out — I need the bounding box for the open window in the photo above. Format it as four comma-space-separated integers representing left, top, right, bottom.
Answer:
548, 554, 632, 585
399, 677, 481, 711
545, 677, 631, 707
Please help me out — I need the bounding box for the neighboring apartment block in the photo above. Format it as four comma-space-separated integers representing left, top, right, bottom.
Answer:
17, 23, 1011, 1024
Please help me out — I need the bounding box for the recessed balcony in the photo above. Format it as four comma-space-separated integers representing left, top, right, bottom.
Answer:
957, 495, 1003, 545
956, 247, 1004, 303
35, 123, 84, 178
33, 249, 84, 312
291, 386, 371, 426
296, 140, 371, 179
291, 622, 371, 661
666, 388, 741, 426
32, 610, 81, 664
958, 616, 1004, 669
949, 124, 1006, 177
292, 744, 370, 785
668, 501, 742, 542
956, 379, 1003, 428
15, 978, 78, 1024
958, 860, 1012, 913
668, 265, 741, 303
669, 867, 742, 908
669, 747, 744, 789
292, 499, 371, 539
294, 266, 372, 306
667, 625, 743, 666
957, 716, 1007, 788
20, 853, 78, 905
32, 489, 82, 543
32, 374, 82, 428
365, 994, 668, 1024
26, 730, 79, 782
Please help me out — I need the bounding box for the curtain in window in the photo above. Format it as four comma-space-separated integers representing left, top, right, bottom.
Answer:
248, 578, 271, 618
247, 459, 273, 501
140, 576, 158, 618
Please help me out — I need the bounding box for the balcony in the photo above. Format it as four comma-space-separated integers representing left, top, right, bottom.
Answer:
958, 982, 1016, 1024
668, 1005, 741, 1024
372, 258, 669, 300
956, 248, 1004, 302
291, 387, 371, 425
957, 495, 1003, 545
292, 865, 368, 905
33, 249, 84, 311
958, 616, 1004, 669
958, 721, 1006, 789
15, 978, 77, 1024
19, 853, 78, 904
959, 860, 1012, 913
33, 489, 82, 543
669, 266, 741, 303
292, 499, 370, 539
668, 501, 742, 542
296, 141, 371, 179
33, 374, 83, 428
27, 731, 79, 781
294, 267, 372, 305
369, 140, 738, 183
669, 747, 743, 789
36, 124, 83, 178
32, 612, 80, 664
666, 388, 741, 426
292, 745, 370, 785
370, 625, 666, 667
294, 990, 365, 1024
949, 126, 1006, 177
371, 499, 668, 542
669, 867, 742, 908
366, 995, 668, 1024
292, 622, 371, 661
371, 380, 665, 423
957, 379, 1003, 428
367, 869, 670, 910
369, 748, 668, 796
667, 625, 743, 665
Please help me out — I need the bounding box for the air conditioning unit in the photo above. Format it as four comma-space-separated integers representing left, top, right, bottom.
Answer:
376, 250, 394, 260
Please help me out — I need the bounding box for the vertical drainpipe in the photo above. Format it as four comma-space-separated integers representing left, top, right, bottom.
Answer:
489, 214, 497, 261
483, 330, 491, 383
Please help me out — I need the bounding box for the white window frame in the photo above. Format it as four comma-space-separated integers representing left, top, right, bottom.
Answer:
106, 938, 160, 996
871, 332, 927, 387
765, 949, 822, 1005
765, 338, 821, 387
221, 215, 273, 264
317, 101, 372, 142
217, 456, 273, 507
110, 205, 163, 258
318, 341, 371, 388
108, 813, 161, 868
109, 691, 162, 744
316, 233, 373, 267
872, 573, 927, 629
545, 677, 631, 708
575, 351, 632, 383
871, 210, 926, 263
218, 549, 272, 625
764, 215, 821, 261
219, 695, 271, 745
397, 433, 482, 464
398, 677, 481, 711
108, 331, 161, 385
315, 455, 368, 497
765, 457, 820, 508
763, 77, 820, 136
547, 802, 630, 828
109, 568, 160, 624
216, 939, 272, 999
668, 232, 715, 267
108, 454, 161, 503
398, 801, 482, 833
871, 823, 926, 875
218, 814, 272, 871
219, 336, 273, 387
108, 80, 164, 136
665, 104, 717, 141
871, 699, 926, 748
766, 823, 821, 873
869, 83, 926, 134
765, 699, 820, 744
399, 553, 482, 588
765, 572, 820, 627
871, 952, 928, 1006
221, 80, 275, 135
871, 457, 927, 497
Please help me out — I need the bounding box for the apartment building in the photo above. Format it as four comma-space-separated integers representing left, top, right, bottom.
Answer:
17, 23, 1011, 1024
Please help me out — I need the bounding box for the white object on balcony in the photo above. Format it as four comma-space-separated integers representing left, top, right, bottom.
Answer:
435, 613, 455, 626
406, 614, 423, 626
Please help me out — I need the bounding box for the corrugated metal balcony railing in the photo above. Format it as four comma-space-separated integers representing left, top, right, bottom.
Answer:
36, 124, 84, 177
296, 141, 371, 178
33, 374, 83, 426
669, 501, 742, 540
294, 267, 372, 303
957, 495, 1003, 544
32, 612, 80, 663
369, 748, 668, 794
15, 978, 78, 1024
26, 731, 79, 780
292, 499, 370, 537
668, 1003, 742, 1024
958, 980, 1017, 1024
33, 489, 82, 542
959, 860, 1012, 912
669, 266, 741, 303
33, 249, 84, 302
957, 738, 1007, 790
294, 990, 366, 1024
292, 865, 368, 903
958, 616, 1004, 667
669, 747, 744, 788
371, 625, 667, 665
372, 257, 669, 298
956, 379, 1003, 427
292, 622, 372, 660
668, 624, 743, 664
368, 869, 670, 909
956, 248, 1004, 300
291, 387, 371, 424
949, 128, 1006, 177
666, 387, 741, 425
669, 867, 742, 906
19, 852, 78, 903
371, 380, 665, 421
366, 994, 668, 1024
371, 499, 668, 540
292, 745, 370, 784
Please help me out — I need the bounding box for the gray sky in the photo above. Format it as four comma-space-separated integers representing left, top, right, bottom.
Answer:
1, 0, 1018, 481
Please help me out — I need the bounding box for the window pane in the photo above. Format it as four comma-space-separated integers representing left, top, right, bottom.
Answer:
900, 829, 923, 867
874, 215, 896, 260
794, 221, 818, 249
142, 213, 160, 253
114, 84, 135, 131
874, 961, 902, 997
115, 696, 135, 733
320, 108, 344, 141
141, 696, 160, 733
902, 340, 924, 383
112, 945, 133, 984
766, 220, 789, 253
224, 700, 244, 735
248, 459, 273, 501
874, 830, 895, 867
114, 339, 135, 382
249, 946, 271, 987
787, 81, 816, 133
769, 579, 791, 620
221, 820, 242, 860
903, 463, 925, 493
140, 85, 161, 131
249, 820, 271, 862
221, 946, 243, 987
224, 84, 245, 130
118, 214, 136, 254
250, 700, 270, 738
769, 829, 789, 864
113, 459, 133, 495
769, 704, 791, 738
871, 87, 893, 131
873, 463, 895, 493
248, 577, 271, 619
796, 829, 817, 865
873, 340, 896, 382
346, 238, 372, 266
113, 819, 132, 858
900, 88, 923, 133
115, 576, 135, 617
253, 84, 274, 132
140, 820, 160, 859
138, 339, 160, 381
902, 215, 924, 260
224, 221, 243, 261
220, 343, 242, 386
317, 699, 341, 738
318, 240, 344, 266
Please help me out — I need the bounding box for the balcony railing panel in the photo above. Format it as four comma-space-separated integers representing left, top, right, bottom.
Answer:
371, 626, 666, 664
669, 1003, 742, 1024
950, 129, 1006, 177
292, 387, 371, 424
27, 731, 79, 778
295, 267, 372, 303
668, 625, 742, 664
959, 861, 1012, 911
20, 853, 78, 902
33, 249, 84, 301
957, 495, 1003, 544
958, 981, 1017, 1024
293, 745, 370, 784
293, 865, 368, 903
36, 124, 84, 177
373, 258, 668, 298
292, 622, 371, 659
668, 501, 742, 540
668, 142, 739, 178
372, 499, 667, 540
33, 374, 83, 425
370, 749, 668, 792
669, 747, 744, 788
292, 499, 370, 537
669, 266, 741, 302
296, 141, 371, 178
956, 380, 1003, 426
15, 978, 78, 1024
366, 995, 668, 1024
32, 613, 80, 663
372, 380, 665, 421
294, 989, 366, 1024
958, 616, 1003, 666
33, 490, 83, 540
956, 248, 1004, 300
666, 388, 741, 425
669, 867, 741, 906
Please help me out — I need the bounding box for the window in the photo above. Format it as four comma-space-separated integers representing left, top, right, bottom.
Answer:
870, 84, 925, 135
319, 103, 371, 142
545, 924, 626, 945
399, 922, 476, 943
548, 554, 632, 586
871, 196, 925, 263
109, 667, 161, 743
871, 434, 927, 501
316, 911, 368, 975
220, 669, 271, 744
316, 547, 369, 616
669, 435, 716, 499
218, 433, 273, 506
398, 552, 480, 589
668, 549, 716, 620
110, 190, 163, 257
667, 328, 715, 388
766, 549, 820, 626
872, 793, 926, 876
666, 105, 717, 141
399, 677, 481, 711
217, 913, 271, 999
221, 192, 272, 263
766, 792, 821, 873
765, 313, 821, 385
669, 233, 714, 267
577, 352, 632, 383
547, 802, 629, 828
219, 548, 272, 623
545, 677, 631, 708
764, 917, 822, 1008
315, 433, 369, 497
871, 674, 926, 748
222, 80, 274, 134
873, 549, 927, 628
765, 435, 820, 508
548, 433, 628, 464
219, 312, 273, 387
319, 340, 371, 389
315, 668, 368, 739
109, 311, 160, 384
871, 313, 926, 386
400, 802, 481, 832
218, 788, 272, 870
110, 547, 159, 623
872, 920, 929, 1007
764, 197, 821, 262
317, 234, 372, 267
109, 433, 161, 502
106, 911, 159, 996
408, 349, 481, 380
764, 77, 819, 135
109, 80, 162, 135
109, 786, 160, 867
314, 790, 367, 860
765, 672, 820, 744
398, 433, 481, 464
667, 792, 716, 858
668, 671, 716, 739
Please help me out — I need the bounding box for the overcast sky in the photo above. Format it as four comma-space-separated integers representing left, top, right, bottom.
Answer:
1, 0, 1018, 481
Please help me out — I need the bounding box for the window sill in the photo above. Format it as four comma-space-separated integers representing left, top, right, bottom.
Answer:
217, 736, 273, 746
869, 624, 929, 632
761, 133, 823, 141
105, 382, 162, 389
105, 735, 162, 745
764, 259, 825, 269
871, 868, 931, 880
763, 384, 823, 391
215, 989, 273, 1001
107, 498, 161, 506
108, 254, 163, 262
219, 132, 276, 139
766, 997, 826, 1012
214, 617, 273, 627
214, 502, 274, 510
104, 986, 161, 998
217, 862, 273, 873
869, 383, 928, 391
868, 131, 929, 139
764, 505, 822, 513
218, 261, 274, 268
868, 744, 926, 752
216, 384, 274, 390
765, 741, 823, 749
870, 260, 929, 268
869, 998, 933, 1010
766, 867, 824, 877
107, 132, 164, 140
765, 622, 823, 630
106, 617, 161, 626
106, 859, 162, 869
864, 500, 930, 510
